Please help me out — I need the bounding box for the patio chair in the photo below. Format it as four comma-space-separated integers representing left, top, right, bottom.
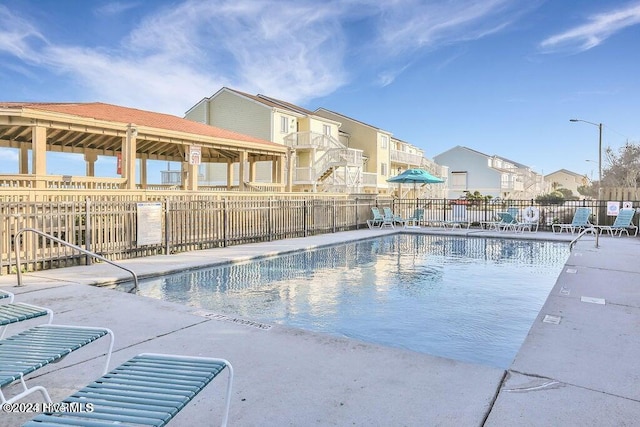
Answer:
0, 302, 53, 339
0, 324, 114, 405
23, 353, 234, 427
552, 207, 592, 234
598, 208, 639, 237
383, 207, 406, 227
367, 207, 394, 229
443, 205, 470, 229
403, 208, 425, 228
496, 212, 522, 232
366, 207, 385, 229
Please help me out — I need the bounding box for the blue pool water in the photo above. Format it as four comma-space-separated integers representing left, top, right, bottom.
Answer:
124, 234, 569, 368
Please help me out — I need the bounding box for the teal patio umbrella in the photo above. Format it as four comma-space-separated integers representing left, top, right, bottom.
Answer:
387, 168, 445, 198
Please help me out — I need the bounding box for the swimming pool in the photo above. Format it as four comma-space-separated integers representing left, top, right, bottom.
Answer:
124, 234, 569, 368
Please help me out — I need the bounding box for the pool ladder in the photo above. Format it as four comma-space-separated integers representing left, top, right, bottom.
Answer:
14, 227, 139, 291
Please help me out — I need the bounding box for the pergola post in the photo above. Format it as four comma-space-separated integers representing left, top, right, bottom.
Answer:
249, 157, 256, 183
184, 162, 198, 191
140, 154, 148, 189
239, 150, 247, 191
84, 150, 98, 177
19, 145, 29, 174
272, 156, 280, 184
32, 126, 47, 189
226, 159, 233, 190
286, 149, 294, 192
122, 124, 137, 189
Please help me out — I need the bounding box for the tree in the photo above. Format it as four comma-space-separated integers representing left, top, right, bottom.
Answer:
602, 142, 640, 192
555, 187, 579, 200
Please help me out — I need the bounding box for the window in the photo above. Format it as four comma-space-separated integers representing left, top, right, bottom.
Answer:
280, 116, 289, 133
381, 162, 388, 176
380, 135, 388, 149
451, 172, 467, 189
323, 124, 331, 136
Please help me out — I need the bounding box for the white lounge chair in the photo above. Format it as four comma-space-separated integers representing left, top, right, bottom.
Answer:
552, 207, 592, 234
598, 208, 638, 236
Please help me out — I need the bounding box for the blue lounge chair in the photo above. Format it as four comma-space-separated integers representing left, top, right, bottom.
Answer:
383, 207, 405, 227
0, 324, 114, 405
404, 208, 425, 228
0, 290, 14, 303
552, 207, 592, 234
23, 353, 234, 427
367, 207, 390, 229
0, 302, 53, 338
598, 208, 638, 236
496, 212, 521, 232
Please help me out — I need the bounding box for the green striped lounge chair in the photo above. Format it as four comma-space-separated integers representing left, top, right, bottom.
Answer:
0, 324, 114, 405
0, 301, 53, 338
23, 353, 234, 427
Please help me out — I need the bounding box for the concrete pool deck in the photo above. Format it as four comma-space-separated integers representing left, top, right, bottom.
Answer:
1, 227, 639, 426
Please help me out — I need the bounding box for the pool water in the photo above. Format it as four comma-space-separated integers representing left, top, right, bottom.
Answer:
125, 234, 569, 368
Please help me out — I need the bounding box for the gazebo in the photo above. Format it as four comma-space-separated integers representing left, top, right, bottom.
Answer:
0, 102, 291, 193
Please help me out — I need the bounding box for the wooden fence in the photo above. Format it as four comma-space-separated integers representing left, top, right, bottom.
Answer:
0, 194, 377, 275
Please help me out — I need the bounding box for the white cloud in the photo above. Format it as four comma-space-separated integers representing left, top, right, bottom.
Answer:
0, 0, 531, 113
94, 2, 140, 16
0, 5, 47, 60
540, 1, 640, 52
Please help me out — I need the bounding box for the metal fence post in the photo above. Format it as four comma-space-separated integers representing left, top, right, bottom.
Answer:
303, 200, 308, 237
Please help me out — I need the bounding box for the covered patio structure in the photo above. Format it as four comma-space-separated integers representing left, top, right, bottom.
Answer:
0, 102, 292, 194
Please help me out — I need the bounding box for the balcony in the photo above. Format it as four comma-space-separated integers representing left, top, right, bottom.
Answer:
390, 149, 423, 166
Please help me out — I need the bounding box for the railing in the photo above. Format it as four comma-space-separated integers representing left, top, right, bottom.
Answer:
14, 228, 139, 291
390, 149, 423, 166
569, 226, 599, 250
0, 174, 126, 190
283, 131, 344, 150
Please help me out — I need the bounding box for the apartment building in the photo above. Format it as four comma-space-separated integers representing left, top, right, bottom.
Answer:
185, 87, 446, 196
433, 146, 544, 200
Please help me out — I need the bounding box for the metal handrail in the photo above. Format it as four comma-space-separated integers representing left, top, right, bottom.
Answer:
14, 228, 138, 291
569, 226, 600, 251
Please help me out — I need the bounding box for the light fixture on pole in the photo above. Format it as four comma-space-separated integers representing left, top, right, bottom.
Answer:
570, 119, 603, 225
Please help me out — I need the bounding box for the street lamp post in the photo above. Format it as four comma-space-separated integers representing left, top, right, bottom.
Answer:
570, 119, 603, 225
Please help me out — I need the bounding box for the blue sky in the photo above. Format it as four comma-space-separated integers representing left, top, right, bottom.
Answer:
1, 0, 639, 183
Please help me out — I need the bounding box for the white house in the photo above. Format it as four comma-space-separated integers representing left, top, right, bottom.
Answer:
433, 146, 544, 200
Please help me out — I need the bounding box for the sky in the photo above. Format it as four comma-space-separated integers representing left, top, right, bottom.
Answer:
1, 0, 639, 183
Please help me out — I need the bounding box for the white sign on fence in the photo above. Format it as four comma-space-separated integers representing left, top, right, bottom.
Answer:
136, 202, 162, 246
607, 201, 620, 216
622, 201, 633, 209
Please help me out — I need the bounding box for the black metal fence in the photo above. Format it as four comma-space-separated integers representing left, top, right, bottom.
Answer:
388, 198, 636, 231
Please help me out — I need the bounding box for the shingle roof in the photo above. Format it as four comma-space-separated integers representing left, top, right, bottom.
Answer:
0, 102, 281, 148
221, 88, 316, 116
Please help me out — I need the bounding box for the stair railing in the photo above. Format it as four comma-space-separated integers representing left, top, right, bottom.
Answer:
14, 228, 139, 291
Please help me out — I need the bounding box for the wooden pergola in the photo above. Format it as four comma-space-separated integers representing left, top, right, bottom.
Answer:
0, 102, 292, 191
